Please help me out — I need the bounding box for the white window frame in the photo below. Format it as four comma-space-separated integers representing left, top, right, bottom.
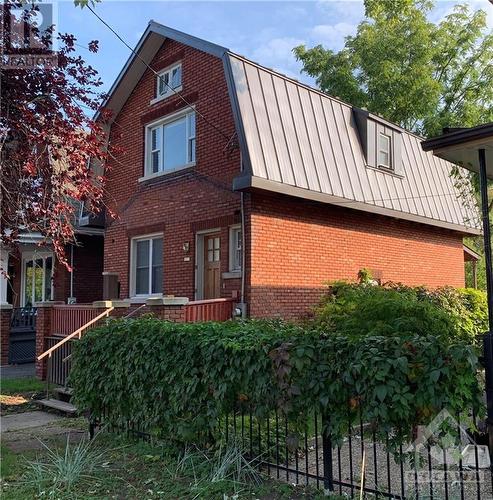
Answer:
151, 62, 182, 104
129, 233, 164, 299
142, 109, 196, 180
20, 251, 54, 306
378, 132, 392, 169
228, 225, 242, 273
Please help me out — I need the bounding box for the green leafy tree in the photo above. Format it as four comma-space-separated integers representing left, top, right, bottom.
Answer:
294, 0, 493, 138
295, 0, 493, 290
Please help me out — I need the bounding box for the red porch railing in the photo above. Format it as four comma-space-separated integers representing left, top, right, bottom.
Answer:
184, 298, 235, 322
51, 305, 103, 336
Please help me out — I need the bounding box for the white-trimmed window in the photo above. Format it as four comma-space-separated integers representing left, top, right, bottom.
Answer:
146, 111, 196, 176
22, 253, 53, 306
229, 225, 242, 272
378, 133, 392, 168
156, 63, 182, 98
130, 235, 163, 297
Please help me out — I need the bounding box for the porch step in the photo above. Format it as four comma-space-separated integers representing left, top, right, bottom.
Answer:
52, 386, 73, 403
53, 386, 74, 398
37, 398, 78, 415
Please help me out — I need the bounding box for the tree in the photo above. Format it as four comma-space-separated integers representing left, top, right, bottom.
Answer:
0, 1, 112, 269
294, 0, 493, 138
295, 0, 493, 291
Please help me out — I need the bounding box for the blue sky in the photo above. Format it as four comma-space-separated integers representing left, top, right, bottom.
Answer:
55, 0, 493, 93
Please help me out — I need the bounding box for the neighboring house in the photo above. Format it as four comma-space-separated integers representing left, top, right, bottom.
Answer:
0, 209, 104, 308
96, 22, 479, 319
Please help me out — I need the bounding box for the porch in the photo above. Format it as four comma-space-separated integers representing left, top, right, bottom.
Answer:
33, 296, 236, 385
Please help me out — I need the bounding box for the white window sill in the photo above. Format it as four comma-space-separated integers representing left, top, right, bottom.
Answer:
365, 164, 404, 179
138, 163, 196, 183
150, 86, 183, 106
222, 271, 242, 280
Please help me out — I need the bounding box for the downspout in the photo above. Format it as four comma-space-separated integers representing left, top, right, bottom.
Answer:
240, 152, 246, 312
69, 244, 74, 300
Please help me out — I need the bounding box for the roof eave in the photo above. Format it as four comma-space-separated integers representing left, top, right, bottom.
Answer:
234, 174, 481, 236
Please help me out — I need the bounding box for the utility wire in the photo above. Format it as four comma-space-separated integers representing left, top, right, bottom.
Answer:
87, 6, 232, 142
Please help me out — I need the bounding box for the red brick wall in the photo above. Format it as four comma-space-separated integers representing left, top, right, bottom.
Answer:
71, 235, 104, 303
103, 38, 241, 300
1, 308, 11, 365
248, 192, 466, 319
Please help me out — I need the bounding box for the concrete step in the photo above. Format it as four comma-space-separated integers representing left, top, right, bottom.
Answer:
36, 398, 77, 415
52, 386, 73, 400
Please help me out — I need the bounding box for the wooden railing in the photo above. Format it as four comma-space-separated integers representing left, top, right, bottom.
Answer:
45, 335, 73, 387
51, 305, 102, 336
184, 298, 235, 322
38, 307, 114, 361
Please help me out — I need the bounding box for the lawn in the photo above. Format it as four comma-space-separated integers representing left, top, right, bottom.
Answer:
1, 420, 338, 499
1, 378, 44, 395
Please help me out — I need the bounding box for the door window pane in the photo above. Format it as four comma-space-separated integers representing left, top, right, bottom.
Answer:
34, 259, 44, 303
25, 260, 34, 307
213, 237, 220, 261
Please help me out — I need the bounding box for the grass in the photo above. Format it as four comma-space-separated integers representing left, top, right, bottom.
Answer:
0, 430, 337, 500
1, 377, 44, 395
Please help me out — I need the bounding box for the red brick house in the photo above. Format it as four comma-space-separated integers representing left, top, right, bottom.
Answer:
95, 22, 480, 319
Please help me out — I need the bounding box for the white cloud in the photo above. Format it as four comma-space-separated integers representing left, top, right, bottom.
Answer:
316, 0, 365, 22
310, 22, 357, 49
252, 36, 306, 78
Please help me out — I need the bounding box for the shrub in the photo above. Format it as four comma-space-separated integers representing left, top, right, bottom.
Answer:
71, 317, 481, 449
314, 282, 488, 346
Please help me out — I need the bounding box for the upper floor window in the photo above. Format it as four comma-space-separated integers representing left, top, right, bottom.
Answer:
229, 225, 242, 272
146, 111, 196, 177
157, 63, 182, 98
378, 132, 392, 169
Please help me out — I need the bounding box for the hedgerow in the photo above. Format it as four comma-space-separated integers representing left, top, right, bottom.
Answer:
71, 316, 481, 448
314, 282, 488, 346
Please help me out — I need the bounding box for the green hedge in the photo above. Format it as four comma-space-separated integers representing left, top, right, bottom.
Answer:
314, 282, 488, 346
71, 317, 481, 447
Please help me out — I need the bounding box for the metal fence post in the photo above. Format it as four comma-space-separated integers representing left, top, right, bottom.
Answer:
322, 413, 334, 492
478, 149, 493, 461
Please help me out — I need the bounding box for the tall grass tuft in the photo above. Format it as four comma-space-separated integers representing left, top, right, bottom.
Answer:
23, 433, 109, 494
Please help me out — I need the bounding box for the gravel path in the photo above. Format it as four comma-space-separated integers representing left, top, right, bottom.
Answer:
267, 433, 493, 499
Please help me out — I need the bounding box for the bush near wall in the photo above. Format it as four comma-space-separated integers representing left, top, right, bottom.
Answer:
71, 315, 481, 449
314, 282, 488, 347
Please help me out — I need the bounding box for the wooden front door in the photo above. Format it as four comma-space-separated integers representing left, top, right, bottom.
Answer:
204, 234, 221, 299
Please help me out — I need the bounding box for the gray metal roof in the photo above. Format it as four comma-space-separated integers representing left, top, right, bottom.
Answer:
227, 54, 481, 234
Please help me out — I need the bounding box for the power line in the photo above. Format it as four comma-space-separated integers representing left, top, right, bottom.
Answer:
86, 6, 233, 143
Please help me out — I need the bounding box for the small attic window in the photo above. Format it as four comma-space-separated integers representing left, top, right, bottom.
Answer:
378, 132, 392, 169
156, 63, 182, 98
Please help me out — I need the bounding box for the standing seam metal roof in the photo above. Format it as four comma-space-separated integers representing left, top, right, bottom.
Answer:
226, 53, 481, 234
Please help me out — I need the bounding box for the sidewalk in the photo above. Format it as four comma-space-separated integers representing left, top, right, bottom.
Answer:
0, 363, 35, 379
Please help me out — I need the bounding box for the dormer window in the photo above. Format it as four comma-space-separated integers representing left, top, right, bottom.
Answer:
156, 63, 182, 99
378, 132, 392, 169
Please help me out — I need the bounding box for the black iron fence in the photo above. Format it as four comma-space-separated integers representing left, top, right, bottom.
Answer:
91, 404, 493, 499
222, 408, 493, 499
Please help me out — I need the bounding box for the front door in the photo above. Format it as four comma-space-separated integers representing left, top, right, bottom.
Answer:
203, 234, 221, 299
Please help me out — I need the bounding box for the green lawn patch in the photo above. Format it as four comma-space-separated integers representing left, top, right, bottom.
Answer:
1, 378, 44, 396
